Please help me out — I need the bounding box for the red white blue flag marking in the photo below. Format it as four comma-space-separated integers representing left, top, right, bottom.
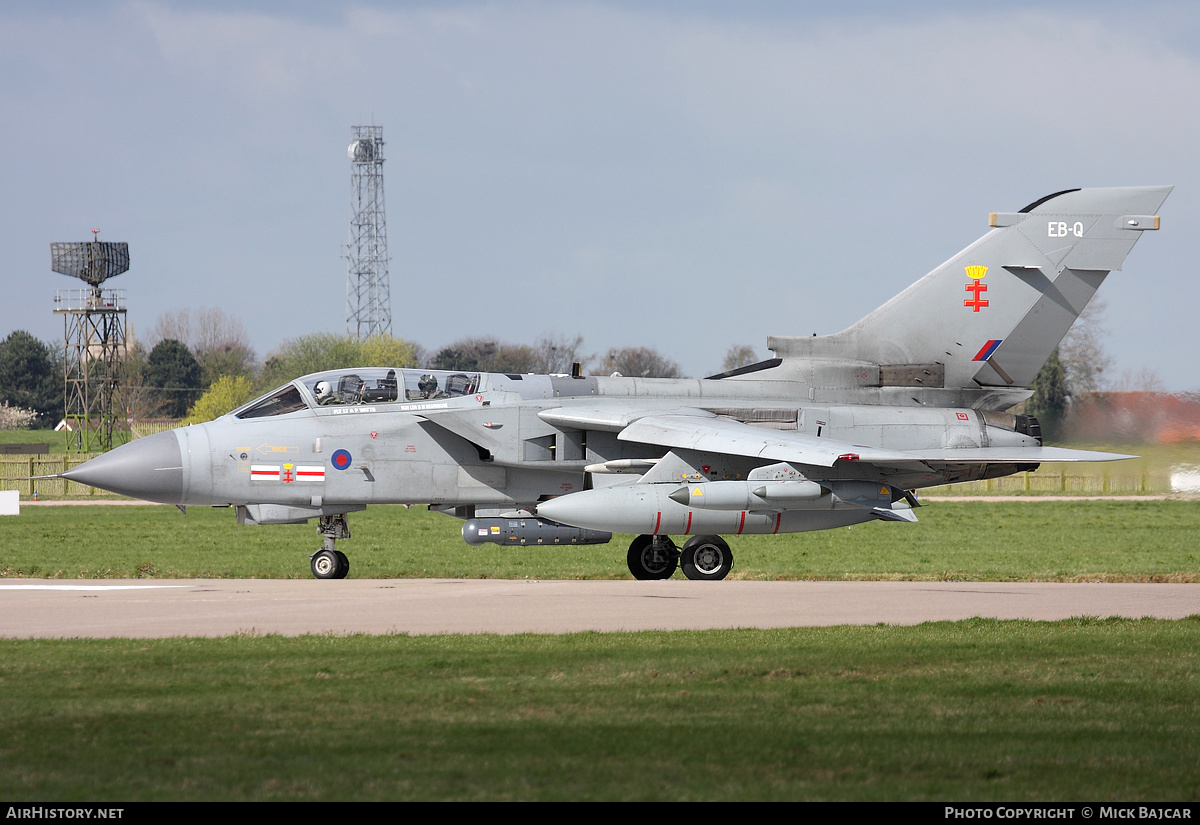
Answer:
972, 340, 1003, 362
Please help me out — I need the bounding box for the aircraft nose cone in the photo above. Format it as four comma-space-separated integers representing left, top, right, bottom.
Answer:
535, 494, 593, 530
61, 430, 184, 504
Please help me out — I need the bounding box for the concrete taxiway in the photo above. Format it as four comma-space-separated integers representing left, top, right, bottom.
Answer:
0, 579, 1197, 638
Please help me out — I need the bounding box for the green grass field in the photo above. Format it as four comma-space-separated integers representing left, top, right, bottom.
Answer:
1, 620, 1198, 801
2, 494, 1199, 800
0, 428, 72, 453
2, 499, 1198, 581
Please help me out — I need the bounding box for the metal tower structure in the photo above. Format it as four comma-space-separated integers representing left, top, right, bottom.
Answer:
50, 234, 130, 452
345, 125, 392, 339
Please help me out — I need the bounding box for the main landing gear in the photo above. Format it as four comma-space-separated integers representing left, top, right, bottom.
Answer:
626, 534, 733, 581
310, 513, 351, 579
680, 535, 733, 580
627, 535, 678, 580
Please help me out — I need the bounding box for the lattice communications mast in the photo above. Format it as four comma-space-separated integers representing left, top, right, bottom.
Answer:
50, 233, 130, 452
345, 125, 392, 339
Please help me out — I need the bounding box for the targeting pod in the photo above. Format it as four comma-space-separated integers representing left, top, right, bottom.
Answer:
462, 517, 613, 547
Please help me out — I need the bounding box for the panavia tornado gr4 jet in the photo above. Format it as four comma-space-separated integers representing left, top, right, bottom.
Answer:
61, 186, 1170, 580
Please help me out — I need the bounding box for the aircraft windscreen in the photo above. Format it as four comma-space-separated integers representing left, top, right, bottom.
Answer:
235, 385, 308, 419
301, 368, 481, 408
401, 370, 480, 401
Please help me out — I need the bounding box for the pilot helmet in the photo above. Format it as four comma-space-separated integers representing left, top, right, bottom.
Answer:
418, 374, 438, 395
314, 381, 333, 402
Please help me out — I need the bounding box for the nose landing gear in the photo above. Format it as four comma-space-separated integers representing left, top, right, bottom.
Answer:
310, 513, 351, 579
311, 548, 349, 579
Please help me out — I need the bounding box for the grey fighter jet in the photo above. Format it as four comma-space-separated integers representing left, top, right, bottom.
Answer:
61, 186, 1170, 580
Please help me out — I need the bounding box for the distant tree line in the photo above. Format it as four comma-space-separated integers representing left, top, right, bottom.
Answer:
6, 297, 1155, 439
1, 306, 766, 428
0, 331, 62, 425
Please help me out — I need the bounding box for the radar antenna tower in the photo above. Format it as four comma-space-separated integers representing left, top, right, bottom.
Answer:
345, 125, 392, 339
50, 231, 130, 452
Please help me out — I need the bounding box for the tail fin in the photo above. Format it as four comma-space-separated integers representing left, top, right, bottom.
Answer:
769, 186, 1171, 390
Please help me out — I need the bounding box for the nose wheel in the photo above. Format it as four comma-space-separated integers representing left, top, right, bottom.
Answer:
311, 548, 349, 579
310, 513, 351, 579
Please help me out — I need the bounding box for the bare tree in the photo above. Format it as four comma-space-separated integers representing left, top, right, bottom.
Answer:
1110, 367, 1167, 393
114, 341, 163, 420
1058, 298, 1112, 395
532, 333, 592, 375
598, 346, 682, 378
428, 337, 538, 374
721, 344, 759, 373
146, 309, 193, 348
149, 307, 257, 386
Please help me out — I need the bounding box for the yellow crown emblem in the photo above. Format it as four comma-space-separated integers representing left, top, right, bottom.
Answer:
965, 265, 988, 280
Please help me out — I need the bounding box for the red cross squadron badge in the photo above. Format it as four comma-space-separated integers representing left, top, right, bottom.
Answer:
964, 265, 988, 311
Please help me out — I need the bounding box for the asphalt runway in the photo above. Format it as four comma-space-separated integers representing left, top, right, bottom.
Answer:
1, 579, 1197, 638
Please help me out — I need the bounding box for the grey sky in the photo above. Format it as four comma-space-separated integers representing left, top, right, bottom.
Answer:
2, 1, 1197, 389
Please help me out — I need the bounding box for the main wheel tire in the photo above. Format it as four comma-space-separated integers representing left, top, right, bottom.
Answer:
681, 535, 733, 580
311, 549, 344, 580
627, 535, 678, 580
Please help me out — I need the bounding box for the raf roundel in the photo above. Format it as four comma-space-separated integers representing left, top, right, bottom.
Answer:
331, 449, 352, 471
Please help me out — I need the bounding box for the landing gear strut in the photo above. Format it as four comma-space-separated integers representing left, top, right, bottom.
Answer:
310, 513, 351, 579
627, 534, 679, 580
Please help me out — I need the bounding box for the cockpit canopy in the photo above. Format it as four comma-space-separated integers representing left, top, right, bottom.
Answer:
233, 368, 483, 419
